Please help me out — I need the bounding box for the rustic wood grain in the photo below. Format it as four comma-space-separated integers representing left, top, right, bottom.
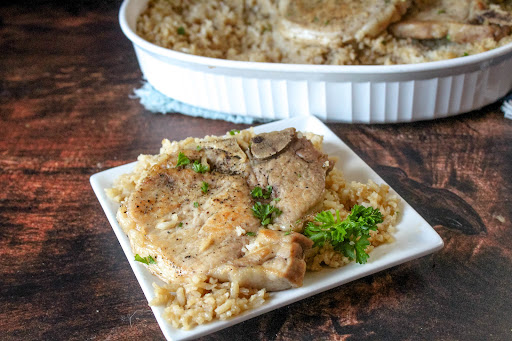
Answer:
1, 1, 511, 340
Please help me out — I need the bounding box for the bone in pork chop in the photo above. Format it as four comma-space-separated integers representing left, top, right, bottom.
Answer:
389, 0, 512, 43
277, 0, 411, 44
120, 130, 329, 291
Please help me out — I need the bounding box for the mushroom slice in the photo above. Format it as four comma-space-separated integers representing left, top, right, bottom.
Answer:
250, 128, 296, 160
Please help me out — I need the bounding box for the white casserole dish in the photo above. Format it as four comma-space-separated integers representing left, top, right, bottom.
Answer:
119, 0, 512, 123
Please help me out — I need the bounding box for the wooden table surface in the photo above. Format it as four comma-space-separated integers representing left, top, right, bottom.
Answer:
1, 1, 511, 340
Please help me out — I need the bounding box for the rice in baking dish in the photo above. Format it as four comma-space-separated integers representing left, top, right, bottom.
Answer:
136, 0, 512, 65
107, 129, 399, 329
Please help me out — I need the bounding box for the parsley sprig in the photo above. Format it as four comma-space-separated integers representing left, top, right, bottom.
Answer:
252, 201, 282, 226
134, 254, 156, 265
193, 160, 209, 173
251, 186, 273, 199
201, 181, 209, 193
304, 205, 383, 264
176, 152, 190, 167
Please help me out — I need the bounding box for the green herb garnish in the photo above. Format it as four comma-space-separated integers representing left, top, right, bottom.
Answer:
304, 205, 383, 264
246, 232, 256, 236
193, 202, 199, 208
176, 152, 190, 167
134, 254, 156, 265
196, 145, 201, 151
192, 160, 209, 173
251, 186, 273, 199
201, 181, 209, 194
437, 9, 446, 14
463, 52, 469, 56
229, 129, 240, 135
252, 201, 282, 226
284, 230, 292, 235
177, 26, 186, 35
178, 222, 183, 227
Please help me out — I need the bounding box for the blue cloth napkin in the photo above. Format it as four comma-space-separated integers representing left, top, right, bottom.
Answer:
502, 92, 512, 120
131, 82, 271, 124
133, 81, 512, 122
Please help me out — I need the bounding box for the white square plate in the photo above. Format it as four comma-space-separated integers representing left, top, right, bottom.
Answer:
90, 116, 444, 340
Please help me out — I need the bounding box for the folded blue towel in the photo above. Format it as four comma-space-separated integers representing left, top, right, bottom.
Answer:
502, 92, 512, 120
133, 81, 512, 122
132, 82, 270, 124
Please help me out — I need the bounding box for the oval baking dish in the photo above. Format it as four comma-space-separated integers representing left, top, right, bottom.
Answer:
119, 0, 512, 123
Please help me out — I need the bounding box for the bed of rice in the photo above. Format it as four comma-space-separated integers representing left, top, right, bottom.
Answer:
106, 129, 399, 329
136, 0, 512, 65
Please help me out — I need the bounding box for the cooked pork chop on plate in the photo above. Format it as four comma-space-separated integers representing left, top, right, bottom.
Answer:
117, 129, 332, 291
248, 128, 333, 229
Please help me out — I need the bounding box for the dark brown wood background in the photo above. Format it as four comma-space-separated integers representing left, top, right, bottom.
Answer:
1, 1, 511, 340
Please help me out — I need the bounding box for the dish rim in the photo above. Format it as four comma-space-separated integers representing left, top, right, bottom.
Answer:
90, 116, 444, 340
119, 0, 512, 74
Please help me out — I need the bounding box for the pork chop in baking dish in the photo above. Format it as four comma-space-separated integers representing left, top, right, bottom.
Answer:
389, 0, 512, 43
277, 0, 412, 44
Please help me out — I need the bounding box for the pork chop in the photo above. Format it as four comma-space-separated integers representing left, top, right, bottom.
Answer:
389, 0, 511, 43
248, 128, 333, 230
119, 131, 330, 291
211, 229, 313, 291
471, 3, 512, 26
276, 0, 411, 45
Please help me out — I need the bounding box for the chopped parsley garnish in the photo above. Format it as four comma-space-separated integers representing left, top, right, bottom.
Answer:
176, 152, 190, 167
177, 26, 186, 35
201, 181, 209, 194
192, 160, 209, 173
463, 52, 469, 56
193, 201, 199, 208
284, 230, 292, 235
252, 201, 282, 226
437, 9, 446, 14
196, 145, 201, 151
304, 205, 383, 264
246, 232, 256, 236
251, 186, 273, 199
134, 254, 156, 265
229, 129, 240, 135
178, 222, 183, 227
